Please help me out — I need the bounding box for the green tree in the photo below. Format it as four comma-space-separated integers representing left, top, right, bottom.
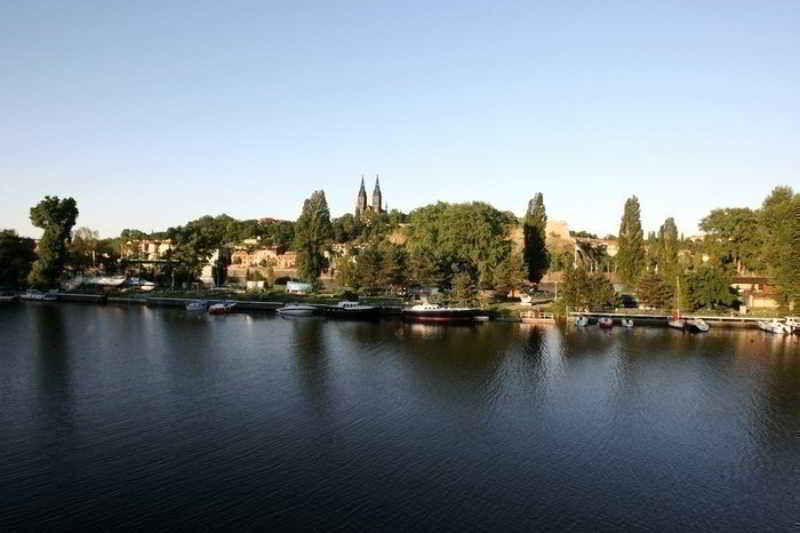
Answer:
332, 213, 362, 243
658, 217, 680, 283
0, 230, 37, 288
494, 252, 527, 297
523, 193, 549, 283
28, 196, 79, 288
637, 271, 674, 309
294, 190, 333, 285
335, 254, 359, 290
355, 245, 383, 294
685, 264, 734, 310
617, 196, 645, 286
699, 207, 764, 274
70, 227, 100, 273
451, 271, 477, 306
380, 243, 408, 294
406, 201, 513, 287
760, 186, 800, 309
587, 273, 616, 311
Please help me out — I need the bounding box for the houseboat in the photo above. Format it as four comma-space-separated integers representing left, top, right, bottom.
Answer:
401, 303, 485, 323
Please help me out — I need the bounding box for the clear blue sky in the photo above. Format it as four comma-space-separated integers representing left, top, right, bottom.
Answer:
2, 1, 798, 239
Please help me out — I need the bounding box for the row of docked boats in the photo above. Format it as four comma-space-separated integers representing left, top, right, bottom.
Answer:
575, 315, 711, 333
757, 318, 799, 335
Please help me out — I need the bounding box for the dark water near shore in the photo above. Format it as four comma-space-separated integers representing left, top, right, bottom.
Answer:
1, 303, 799, 531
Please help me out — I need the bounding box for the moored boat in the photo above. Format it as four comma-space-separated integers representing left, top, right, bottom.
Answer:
20, 289, 58, 302
277, 304, 317, 317
0, 293, 19, 303
758, 319, 790, 335
320, 301, 380, 319
685, 318, 710, 334
621, 318, 634, 328
575, 316, 590, 327
401, 303, 484, 323
186, 300, 209, 312
208, 301, 237, 315
598, 317, 614, 329
785, 317, 800, 334
667, 315, 686, 330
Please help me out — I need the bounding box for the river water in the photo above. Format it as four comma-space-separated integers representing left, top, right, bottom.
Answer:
1, 303, 798, 530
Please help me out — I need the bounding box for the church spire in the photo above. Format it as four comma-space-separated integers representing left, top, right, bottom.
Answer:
371, 174, 383, 214
355, 175, 368, 217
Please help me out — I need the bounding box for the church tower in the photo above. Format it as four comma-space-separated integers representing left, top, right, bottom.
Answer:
371, 175, 383, 214
355, 176, 367, 217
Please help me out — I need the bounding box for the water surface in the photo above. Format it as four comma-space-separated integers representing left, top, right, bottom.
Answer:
1, 303, 799, 530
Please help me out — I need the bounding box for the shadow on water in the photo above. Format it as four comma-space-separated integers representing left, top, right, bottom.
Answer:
287, 317, 329, 416
31, 305, 71, 431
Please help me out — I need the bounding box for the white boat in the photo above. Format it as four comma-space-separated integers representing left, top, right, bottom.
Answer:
686, 318, 710, 334
621, 318, 634, 328
186, 300, 208, 312
277, 304, 316, 317
598, 317, 614, 329
758, 319, 790, 335
0, 294, 19, 303
93, 276, 127, 287
785, 317, 800, 334
575, 316, 590, 327
208, 301, 237, 315
20, 289, 58, 302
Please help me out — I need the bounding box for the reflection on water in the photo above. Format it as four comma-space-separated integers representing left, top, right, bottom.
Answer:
1, 304, 799, 530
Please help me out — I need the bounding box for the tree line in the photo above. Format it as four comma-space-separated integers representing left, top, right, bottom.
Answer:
3, 185, 796, 313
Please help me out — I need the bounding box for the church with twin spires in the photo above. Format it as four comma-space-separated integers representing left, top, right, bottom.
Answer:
354, 175, 386, 217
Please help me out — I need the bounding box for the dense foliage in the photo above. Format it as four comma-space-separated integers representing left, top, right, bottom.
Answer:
294, 190, 333, 284
637, 272, 674, 309
561, 263, 615, 311
0, 230, 36, 288
28, 196, 79, 288
523, 193, 549, 283
616, 196, 645, 286
406, 202, 514, 288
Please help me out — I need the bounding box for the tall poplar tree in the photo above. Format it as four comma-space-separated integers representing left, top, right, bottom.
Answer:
28, 196, 79, 288
294, 190, 333, 285
616, 196, 645, 286
658, 217, 679, 284
523, 193, 549, 283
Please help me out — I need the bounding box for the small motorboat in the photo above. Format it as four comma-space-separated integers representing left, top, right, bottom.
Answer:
575, 316, 590, 327
785, 317, 800, 334
186, 300, 208, 312
758, 319, 790, 335
598, 317, 614, 329
621, 318, 634, 328
0, 293, 19, 303
320, 301, 381, 319
20, 289, 58, 302
277, 304, 316, 317
685, 318, 710, 334
208, 301, 237, 315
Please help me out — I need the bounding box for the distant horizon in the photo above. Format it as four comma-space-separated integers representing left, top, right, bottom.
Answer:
2, 2, 797, 240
